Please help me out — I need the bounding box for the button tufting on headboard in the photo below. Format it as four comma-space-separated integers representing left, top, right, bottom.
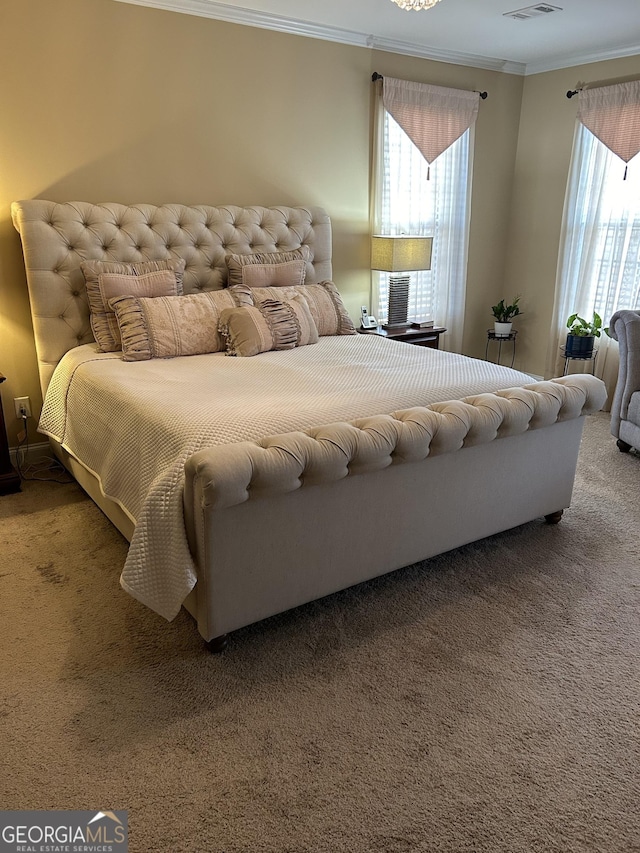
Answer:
11, 201, 332, 396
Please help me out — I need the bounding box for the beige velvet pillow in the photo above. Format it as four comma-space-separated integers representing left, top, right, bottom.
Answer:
225, 247, 311, 289
110, 289, 238, 361
218, 296, 319, 357
81, 258, 186, 352
230, 280, 356, 336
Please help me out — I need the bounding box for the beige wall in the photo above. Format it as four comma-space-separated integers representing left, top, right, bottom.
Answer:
505, 55, 640, 377
0, 0, 635, 447
0, 0, 373, 444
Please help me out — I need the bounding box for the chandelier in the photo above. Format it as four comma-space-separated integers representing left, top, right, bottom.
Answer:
390, 0, 442, 9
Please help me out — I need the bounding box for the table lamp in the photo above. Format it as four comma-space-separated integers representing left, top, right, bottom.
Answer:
371, 235, 433, 328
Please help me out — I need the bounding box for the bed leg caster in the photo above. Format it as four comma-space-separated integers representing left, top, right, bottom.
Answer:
617, 439, 632, 453
206, 634, 229, 653
544, 510, 564, 524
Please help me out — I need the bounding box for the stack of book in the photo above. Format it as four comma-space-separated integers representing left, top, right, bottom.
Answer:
411, 318, 435, 329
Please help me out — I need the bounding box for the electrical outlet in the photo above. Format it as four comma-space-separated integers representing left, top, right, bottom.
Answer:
14, 396, 32, 419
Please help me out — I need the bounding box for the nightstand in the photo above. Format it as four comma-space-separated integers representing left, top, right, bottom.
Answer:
358, 325, 447, 349
0, 374, 21, 494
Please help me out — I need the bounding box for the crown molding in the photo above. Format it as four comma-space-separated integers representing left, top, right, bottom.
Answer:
112, 0, 526, 74
112, 0, 638, 78
524, 41, 640, 76
112, 0, 371, 47
366, 34, 526, 75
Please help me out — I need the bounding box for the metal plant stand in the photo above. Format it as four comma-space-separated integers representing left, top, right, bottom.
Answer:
485, 330, 517, 368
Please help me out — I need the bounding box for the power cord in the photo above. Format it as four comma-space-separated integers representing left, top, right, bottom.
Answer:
14, 413, 73, 484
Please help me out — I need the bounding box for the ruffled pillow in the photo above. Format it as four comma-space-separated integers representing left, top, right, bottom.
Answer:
81, 258, 186, 352
225, 247, 312, 289
109, 289, 238, 361
218, 296, 319, 357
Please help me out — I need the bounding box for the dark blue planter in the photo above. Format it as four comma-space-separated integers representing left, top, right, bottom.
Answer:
565, 334, 595, 358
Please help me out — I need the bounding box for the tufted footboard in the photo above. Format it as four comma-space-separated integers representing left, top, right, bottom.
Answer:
182, 375, 606, 644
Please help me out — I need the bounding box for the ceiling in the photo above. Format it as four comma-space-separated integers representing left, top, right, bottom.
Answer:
116, 0, 640, 75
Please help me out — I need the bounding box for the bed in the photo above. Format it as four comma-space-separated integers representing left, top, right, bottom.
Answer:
12, 200, 607, 650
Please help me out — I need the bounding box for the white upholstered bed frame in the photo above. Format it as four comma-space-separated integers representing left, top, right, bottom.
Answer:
12, 200, 607, 650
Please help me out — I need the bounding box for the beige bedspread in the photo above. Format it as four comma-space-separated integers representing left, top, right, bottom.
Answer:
39, 334, 535, 620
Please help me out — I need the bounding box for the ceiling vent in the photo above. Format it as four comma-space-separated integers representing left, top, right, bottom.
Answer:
503, 4, 562, 20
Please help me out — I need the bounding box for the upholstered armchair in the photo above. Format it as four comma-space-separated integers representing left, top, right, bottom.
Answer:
609, 310, 640, 452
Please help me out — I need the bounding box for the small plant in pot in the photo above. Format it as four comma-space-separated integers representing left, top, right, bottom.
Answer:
492, 296, 521, 337
565, 312, 602, 358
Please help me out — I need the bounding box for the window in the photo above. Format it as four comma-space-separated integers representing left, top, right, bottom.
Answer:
373, 89, 474, 354
559, 124, 640, 322
547, 81, 640, 386
372, 77, 479, 351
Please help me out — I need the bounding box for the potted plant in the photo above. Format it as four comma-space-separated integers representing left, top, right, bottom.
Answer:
565, 312, 602, 358
491, 296, 521, 337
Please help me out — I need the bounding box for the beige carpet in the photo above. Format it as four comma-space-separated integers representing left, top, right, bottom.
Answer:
1, 412, 639, 853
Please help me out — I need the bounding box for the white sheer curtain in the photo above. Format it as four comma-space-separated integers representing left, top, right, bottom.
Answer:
546, 122, 640, 394
371, 78, 475, 353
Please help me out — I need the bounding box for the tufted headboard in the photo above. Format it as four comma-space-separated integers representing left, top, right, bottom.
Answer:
11, 200, 332, 395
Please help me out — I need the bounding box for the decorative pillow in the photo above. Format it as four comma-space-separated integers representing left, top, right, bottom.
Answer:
218, 296, 319, 357
81, 258, 186, 352
225, 246, 312, 289
109, 289, 238, 361
230, 280, 357, 337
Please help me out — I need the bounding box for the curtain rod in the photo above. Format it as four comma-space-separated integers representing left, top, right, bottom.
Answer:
371, 71, 488, 99
567, 78, 640, 98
